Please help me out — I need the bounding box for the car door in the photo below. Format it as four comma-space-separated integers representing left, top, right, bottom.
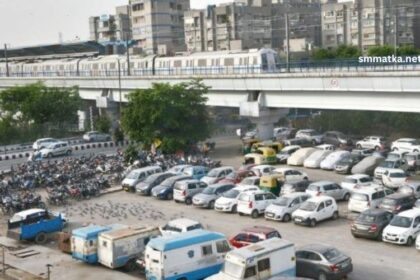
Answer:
325, 199, 335, 218
412, 216, 420, 238
232, 233, 247, 248
296, 251, 321, 279
254, 193, 265, 213
333, 184, 345, 200
316, 202, 328, 221
257, 257, 272, 279
289, 197, 301, 213
323, 184, 334, 198
263, 193, 277, 210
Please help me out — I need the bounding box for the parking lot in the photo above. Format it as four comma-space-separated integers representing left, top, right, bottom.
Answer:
0, 136, 419, 280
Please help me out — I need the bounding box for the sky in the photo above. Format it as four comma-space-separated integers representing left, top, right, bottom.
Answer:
0, 0, 231, 48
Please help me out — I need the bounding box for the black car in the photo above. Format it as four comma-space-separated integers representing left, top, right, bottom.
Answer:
322, 131, 352, 147
151, 174, 192, 200
378, 193, 416, 214
351, 209, 393, 240
136, 172, 175, 196
296, 244, 353, 280
280, 180, 311, 195
334, 154, 362, 174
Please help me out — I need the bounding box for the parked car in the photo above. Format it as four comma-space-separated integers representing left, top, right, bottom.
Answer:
218, 170, 256, 184
229, 226, 281, 248
173, 179, 208, 205
351, 209, 394, 240
237, 190, 277, 218
322, 131, 352, 147
284, 138, 313, 147
167, 164, 192, 175
320, 151, 350, 170
274, 127, 297, 140
378, 193, 416, 214
404, 152, 420, 171
192, 183, 235, 209
292, 196, 339, 227
398, 181, 420, 199
151, 174, 192, 200
391, 138, 420, 153
265, 193, 311, 222
356, 136, 387, 151
382, 209, 420, 246
415, 199, 420, 209
348, 186, 394, 213
334, 154, 362, 174
387, 150, 409, 161
341, 174, 373, 193
351, 156, 385, 176
122, 166, 163, 192
280, 180, 311, 196
160, 218, 204, 236
214, 185, 259, 213
276, 145, 301, 163
82, 131, 111, 142
136, 172, 175, 196
382, 169, 408, 189
351, 148, 375, 158
250, 165, 275, 177
316, 144, 335, 151
273, 167, 308, 182
417, 234, 420, 250
306, 181, 351, 201
304, 150, 332, 169
374, 159, 408, 180
273, 127, 289, 139
182, 166, 208, 180
200, 166, 235, 185
295, 129, 323, 145
32, 138, 58, 150
237, 176, 260, 188
287, 148, 317, 166
40, 141, 72, 158
296, 244, 353, 280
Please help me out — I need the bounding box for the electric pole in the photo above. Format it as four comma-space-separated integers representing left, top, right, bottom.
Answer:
285, 13, 290, 73
4, 44, 9, 77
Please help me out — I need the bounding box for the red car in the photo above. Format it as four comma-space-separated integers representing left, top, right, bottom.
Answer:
238, 164, 256, 172
218, 170, 257, 184
229, 226, 282, 248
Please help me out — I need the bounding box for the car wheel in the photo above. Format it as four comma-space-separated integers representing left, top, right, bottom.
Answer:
66, 150, 71, 156
303, 177, 308, 181
239, 212, 244, 216
310, 219, 317, 227
208, 201, 215, 209
312, 140, 317, 146
282, 213, 291, 222
356, 144, 362, 149
231, 205, 237, 213
35, 232, 47, 244
124, 259, 137, 272
351, 233, 359, 238
375, 146, 380, 151
414, 150, 419, 153
343, 193, 351, 201
166, 193, 173, 200
392, 148, 398, 151
47, 153, 52, 158
332, 211, 339, 220
406, 237, 414, 246
318, 272, 327, 280
251, 210, 259, 219
185, 197, 192, 205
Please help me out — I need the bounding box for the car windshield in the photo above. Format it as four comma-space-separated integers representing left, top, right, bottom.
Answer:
380, 161, 396, 168
351, 193, 368, 201
390, 216, 413, 228
162, 225, 182, 232
183, 168, 194, 176
343, 178, 357, 184
126, 171, 140, 180
322, 248, 342, 261
387, 154, 399, 160
405, 155, 416, 161
273, 197, 289, 206
300, 201, 317, 211
239, 193, 251, 202
381, 198, 397, 206
207, 169, 219, 177
161, 178, 176, 187
390, 172, 406, 178
144, 174, 159, 183
358, 213, 376, 223
223, 189, 240, 198
240, 178, 255, 185
223, 262, 244, 278
202, 187, 217, 195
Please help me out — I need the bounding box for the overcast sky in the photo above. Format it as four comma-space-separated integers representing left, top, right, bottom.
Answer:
0, 0, 231, 48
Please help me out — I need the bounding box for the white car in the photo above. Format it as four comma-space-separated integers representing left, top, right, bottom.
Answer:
292, 196, 339, 227
264, 193, 311, 222
320, 150, 350, 170
305, 181, 351, 201
374, 159, 407, 179
237, 190, 277, 218
398, 182, 420, 199
295, 129, 323, 145
159, 218, 203, 236
341, 174, 373, 192
200, 166, 234, 185
382, 209, 420, 246
273, 127, 289, 138
237, 176, 260, 188
316, 144, 335, 151
303, 149, 332, 168
348, 186, 394, 213
214, 185, 259, 213
287, 148, 317, 166
356, 136, 387, 150
32, 138, 58, 150
387, 151, 409, 161
391, 138, 420, 153
250, 165, 275, 177
276, 145, 301, 163
273, 167, 308, 182
382, 169, 408, 189
40, 141, 72, 158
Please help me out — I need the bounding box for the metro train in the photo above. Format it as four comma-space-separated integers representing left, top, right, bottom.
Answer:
0, 48, 281, 77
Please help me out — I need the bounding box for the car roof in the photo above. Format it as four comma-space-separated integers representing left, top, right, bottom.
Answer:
360, 208, 390, 216
242, 226, 277, 234
177, 179, 200, 184
397, 208, 420, 218
298, 243, 335, 254
310, 180, 335, 186
208, 183, 234, 188
281, 145, 301, 151
252, 164, 272, 169
346, 174, 369, 179
167, 218, 201, 227
307, 196, 334, 203
395, 138, 416, 142
283, 192, 309, 199
234, 185, 258, 191
245, 190, 270, 195
14, 208, 45, 217
353, 185, 385, 194
211, 166, 234, 171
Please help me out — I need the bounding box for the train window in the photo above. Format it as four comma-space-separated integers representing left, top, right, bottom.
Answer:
253, 56, 258, 65
198, 59, 206, 67
261, 54, 268, 70
174, 60, 182, 68
224, 58, 234, 66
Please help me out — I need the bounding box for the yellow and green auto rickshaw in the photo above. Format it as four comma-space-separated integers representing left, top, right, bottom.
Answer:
242, 138, 260, 155
251, 140, 285, 153
259, 174, 284, 196
244, 147, 277, 165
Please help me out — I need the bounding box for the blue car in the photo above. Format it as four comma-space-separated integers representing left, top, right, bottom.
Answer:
183, 166, 208, 180
151, 174, 192, 200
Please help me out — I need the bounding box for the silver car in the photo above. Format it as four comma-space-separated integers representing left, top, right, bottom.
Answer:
306, 181, 351, 201
265, 193, 311, 222
173, 179, 208, 205
192, 183, 235, 209
83, 131, 111, 142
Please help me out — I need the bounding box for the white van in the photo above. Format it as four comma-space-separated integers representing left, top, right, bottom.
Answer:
348, 186, 394, 213
206, 238, 296, 280
122, 166, 163, 192
383, 209, 420, 246
145, 230, 231, 280
160, 218, 204, 236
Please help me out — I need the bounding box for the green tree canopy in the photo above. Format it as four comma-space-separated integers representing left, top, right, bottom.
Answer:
95, 113, 112, 133
367, 45, 395, 56
122, 80, 212, 153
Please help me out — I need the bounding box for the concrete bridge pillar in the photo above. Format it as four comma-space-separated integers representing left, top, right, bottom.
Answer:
240, 92, 288, 140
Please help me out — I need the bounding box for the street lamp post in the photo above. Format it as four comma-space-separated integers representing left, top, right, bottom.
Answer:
117, 58, 122, 121
3, 44, 9, 77
116, 30, 131, 76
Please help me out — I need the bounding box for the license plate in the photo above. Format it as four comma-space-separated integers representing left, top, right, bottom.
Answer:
266, 213, 274, 218
357, 225, 369, 230
295, 218, 302, 222
387, 236, 397, 241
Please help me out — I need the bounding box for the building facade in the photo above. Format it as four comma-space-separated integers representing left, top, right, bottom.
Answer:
89, 5, 131, 43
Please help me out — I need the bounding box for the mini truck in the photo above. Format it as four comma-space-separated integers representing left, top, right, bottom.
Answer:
98, 225, 160, 271
7, 209, 64, 244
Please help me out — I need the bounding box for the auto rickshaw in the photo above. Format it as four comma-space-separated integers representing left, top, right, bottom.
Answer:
244, 147, 277, 165
242, 138, 260, 155
259, 174, 284, 196
251, 140, 285, 153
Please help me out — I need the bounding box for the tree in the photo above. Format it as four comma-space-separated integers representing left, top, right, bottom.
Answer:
367, 45, 395, 57
122, 80, 212, 153
335, 45, 361, 59
311, 48, 335, 60
95, 113, 112, 133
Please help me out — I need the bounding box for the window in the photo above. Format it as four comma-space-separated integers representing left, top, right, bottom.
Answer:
317, 202, 325, 211
264, 193, 276, 200
326, 200, 333, 207
89, 240, 93, 247
224, 58, 234, 66
257, 258, 270, 272
255, 194, 264, 201
102, 241, 107, 247
235, 233, 247, 241
244, 266, 256, 278
266, 231, 281, 239
188, 183, 197, 190
307, 252, 322, 261
187, 250, 194, 258
216, 240, 230, 253
202, 245, 213, 256
290, 198, 300, 207
414, 216, 420, 227
248, 235, 260, 243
